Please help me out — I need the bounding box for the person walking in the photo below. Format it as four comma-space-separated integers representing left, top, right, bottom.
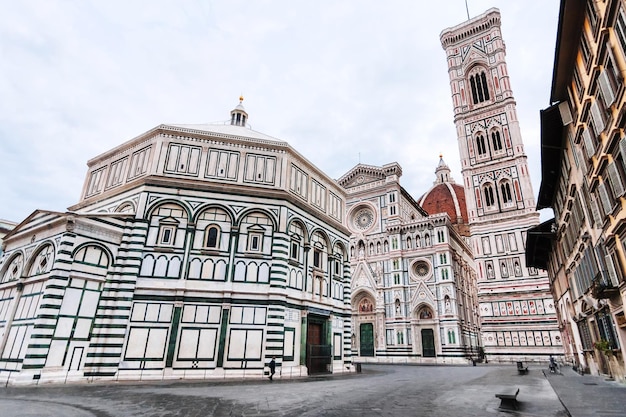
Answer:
549, 355, 557, 373
268, 356, 276, 381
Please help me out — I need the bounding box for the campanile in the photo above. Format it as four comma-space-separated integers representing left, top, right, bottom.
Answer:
440, 8, 562, 360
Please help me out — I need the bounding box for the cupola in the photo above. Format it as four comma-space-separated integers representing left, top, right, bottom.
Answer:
434, 154, 454, 184
230, 96, 248, 127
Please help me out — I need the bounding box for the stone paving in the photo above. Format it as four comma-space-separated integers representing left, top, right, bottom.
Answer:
0, 364, 624, 416
544, 365, 626, 417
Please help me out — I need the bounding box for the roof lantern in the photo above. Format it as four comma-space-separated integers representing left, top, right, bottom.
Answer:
230, 96, 248, 127
434, 154, 454, 184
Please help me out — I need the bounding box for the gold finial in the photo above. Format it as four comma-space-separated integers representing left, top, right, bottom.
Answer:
239, 95, 244, 103
439, 153, 443, 159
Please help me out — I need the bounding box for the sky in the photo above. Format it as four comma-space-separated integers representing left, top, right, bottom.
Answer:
0, 0, 561, 223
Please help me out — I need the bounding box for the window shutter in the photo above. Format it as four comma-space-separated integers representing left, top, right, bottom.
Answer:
607, 162, 625, 197
620, 137, 626, 172
591, 100, 605, 135
582, 128, 595, 159
590, 193, 603, 227
605, 254, 619, 285
577, 147, 588, 175
598, 70, 616, 107
598, 182, 613, 214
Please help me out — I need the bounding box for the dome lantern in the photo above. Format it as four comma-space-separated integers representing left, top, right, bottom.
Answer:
230, 96, 248, 127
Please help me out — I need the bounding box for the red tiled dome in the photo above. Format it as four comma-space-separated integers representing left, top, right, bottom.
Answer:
418, 156, 469, 236
419, 182, 468, 224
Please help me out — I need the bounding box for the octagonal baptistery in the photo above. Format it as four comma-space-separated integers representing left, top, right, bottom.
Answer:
0, 99, 354, 385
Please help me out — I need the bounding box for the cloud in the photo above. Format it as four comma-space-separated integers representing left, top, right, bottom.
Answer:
0, 0, 560, 222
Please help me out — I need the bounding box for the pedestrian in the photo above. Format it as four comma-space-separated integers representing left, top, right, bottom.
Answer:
549, 355, 557, 373
269, 356, 276, 381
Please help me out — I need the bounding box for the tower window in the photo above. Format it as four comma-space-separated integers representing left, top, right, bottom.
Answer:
470, 71, 490, 104
492, 131, 503, 151
484, 185, 495, 207
476, 134, 487, 155
501, 182, 513, 204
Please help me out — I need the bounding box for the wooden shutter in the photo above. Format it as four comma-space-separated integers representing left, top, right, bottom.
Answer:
607, 162, 625, 197
598, 70, 616, 107
598, 182, 613, 214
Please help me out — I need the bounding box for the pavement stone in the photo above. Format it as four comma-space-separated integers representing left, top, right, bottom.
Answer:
544, 365, 626, 417
0, 364, 623, 416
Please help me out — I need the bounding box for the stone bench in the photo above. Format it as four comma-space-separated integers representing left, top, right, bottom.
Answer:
495, 387, 520, 410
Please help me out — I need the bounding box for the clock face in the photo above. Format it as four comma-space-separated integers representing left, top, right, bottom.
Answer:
353, 208, 374, 230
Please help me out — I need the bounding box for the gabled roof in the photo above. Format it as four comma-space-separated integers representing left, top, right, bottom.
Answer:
337, 162, 402, 188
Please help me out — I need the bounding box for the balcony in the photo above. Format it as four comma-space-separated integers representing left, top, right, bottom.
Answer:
591, 270, 620, 299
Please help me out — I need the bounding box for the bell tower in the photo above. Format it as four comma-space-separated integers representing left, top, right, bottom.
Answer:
440, 8, 562, 361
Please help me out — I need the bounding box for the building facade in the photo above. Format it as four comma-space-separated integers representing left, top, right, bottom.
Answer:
0, 101, 354, 385
440, 8, 563, 362
339, 159, 480, 364
528, 0, 626, 381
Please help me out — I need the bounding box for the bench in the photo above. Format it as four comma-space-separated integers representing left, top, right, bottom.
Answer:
516, 361, 528, 374
495, 388, 520, 410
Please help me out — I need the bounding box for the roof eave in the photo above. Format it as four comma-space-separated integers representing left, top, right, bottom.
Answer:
550, 0, 586, 103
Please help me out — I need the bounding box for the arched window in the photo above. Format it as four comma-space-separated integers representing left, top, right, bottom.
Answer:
481, 72, 490, 100
491, 131, 503, 151
333, 242, 345, 278
205, 225, 220, 248
470, 71, 490, 104
311, 231, 327, 271
476, 134, 487, 155
484, 185, 495, 207
500, 182, 513, 204
29, 245, 54, 276
1, 254, 23, 283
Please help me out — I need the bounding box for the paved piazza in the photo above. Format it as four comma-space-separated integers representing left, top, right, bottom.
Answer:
0, 364, 574, 417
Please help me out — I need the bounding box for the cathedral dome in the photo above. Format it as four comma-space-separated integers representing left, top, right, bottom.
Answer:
418, 156, 468, 231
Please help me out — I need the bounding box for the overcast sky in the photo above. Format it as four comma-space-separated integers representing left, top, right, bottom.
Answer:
0, 0, 560, 223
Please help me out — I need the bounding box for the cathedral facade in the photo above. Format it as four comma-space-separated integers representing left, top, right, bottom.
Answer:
340, 159, 480, 364
440, 9, 563, 361
0, 102, 354, 385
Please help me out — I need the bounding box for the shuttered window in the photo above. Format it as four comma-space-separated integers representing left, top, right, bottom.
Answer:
598, 70, 616, 107
590, 193, 603, 227
598, 182, 613, 214
590, 100, 605, 136
582, 128, 595, 159
607, 162, 625, 198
